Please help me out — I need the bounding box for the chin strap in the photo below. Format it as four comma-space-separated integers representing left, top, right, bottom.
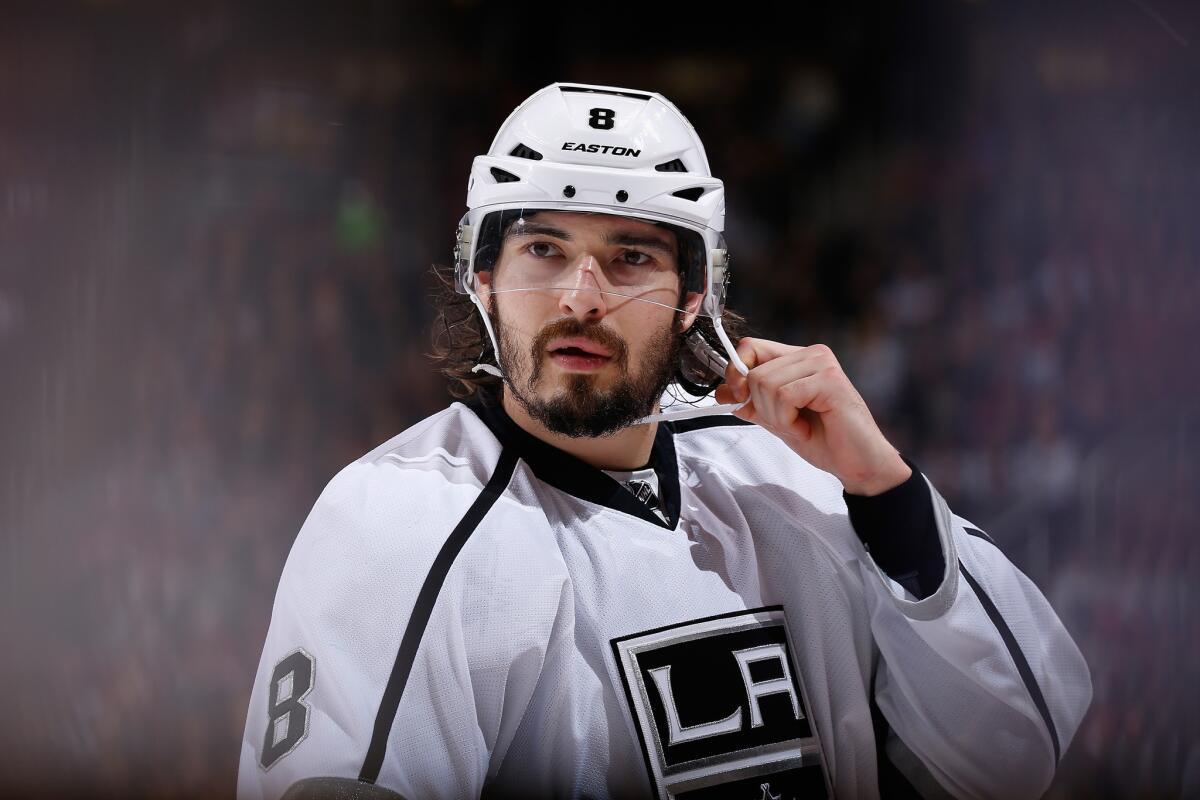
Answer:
711, 315, 750, 376
467, 286, 506, 379
472, 363, 503, 377
632, 397, 749, 425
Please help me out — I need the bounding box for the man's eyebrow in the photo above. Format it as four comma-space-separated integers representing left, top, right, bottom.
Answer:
605, 232, 676, 254
501, 221, 675, 254
503, 221, 572, 241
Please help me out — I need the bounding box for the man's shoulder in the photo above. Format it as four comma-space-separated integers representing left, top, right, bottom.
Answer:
671, 415, 847, 511
290, 402, 517, 572
357, 401, 498, 472
308, 402, 505, 538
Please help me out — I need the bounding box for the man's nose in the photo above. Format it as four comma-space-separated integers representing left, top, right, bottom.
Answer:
558, 254, 608, 321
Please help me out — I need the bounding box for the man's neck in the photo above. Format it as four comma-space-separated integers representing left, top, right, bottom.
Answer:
500, 390, 659, 471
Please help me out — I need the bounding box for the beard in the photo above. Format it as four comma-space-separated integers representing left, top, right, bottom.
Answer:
491, 305, 683, 438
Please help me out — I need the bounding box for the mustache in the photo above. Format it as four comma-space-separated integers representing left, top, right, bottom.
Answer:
529, 318, 629, 377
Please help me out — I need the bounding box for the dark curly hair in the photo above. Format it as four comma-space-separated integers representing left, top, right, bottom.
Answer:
425, 262, 751, 400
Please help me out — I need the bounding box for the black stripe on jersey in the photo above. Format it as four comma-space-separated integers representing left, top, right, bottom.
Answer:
666, 414, 754, 434
869, 677, 924, 799
958, 561, 1062, 763
358, 448, 519, 784
962, 525, 997, 546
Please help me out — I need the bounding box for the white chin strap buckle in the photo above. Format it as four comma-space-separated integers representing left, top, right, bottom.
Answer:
471, 363, 503, 378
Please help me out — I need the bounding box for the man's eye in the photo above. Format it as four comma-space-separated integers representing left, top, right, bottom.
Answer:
621, 250, 654, 267
527, 242, 561, 258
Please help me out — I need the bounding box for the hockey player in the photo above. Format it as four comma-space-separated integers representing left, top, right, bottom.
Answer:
238, 83, 1092, 800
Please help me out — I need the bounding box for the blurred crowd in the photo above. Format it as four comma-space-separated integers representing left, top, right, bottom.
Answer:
1, 2, 1197, 797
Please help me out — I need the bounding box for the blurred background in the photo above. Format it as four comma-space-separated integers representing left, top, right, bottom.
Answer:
1, 0, 1197, 797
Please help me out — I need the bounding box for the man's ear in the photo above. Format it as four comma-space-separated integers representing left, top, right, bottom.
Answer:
678, 291, 704, 332
474, 269, 493, 304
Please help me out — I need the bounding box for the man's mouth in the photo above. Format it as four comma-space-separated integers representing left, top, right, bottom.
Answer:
546, 337, 615, 371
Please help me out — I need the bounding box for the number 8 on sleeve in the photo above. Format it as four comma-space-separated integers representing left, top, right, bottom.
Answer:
260, 649, 315, 770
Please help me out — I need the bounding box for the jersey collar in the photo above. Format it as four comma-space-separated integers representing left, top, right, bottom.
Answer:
467, 392, 681, 530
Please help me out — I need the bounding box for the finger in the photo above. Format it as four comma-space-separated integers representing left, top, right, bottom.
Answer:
779, 367, 846, 415
714, 382, 736, 405
732, 397, 757, 423
776, 374, 844, 444
723, 361, 748, 403
751, 346, 847, 425
778, 374, 822, 418
744, 353, 824, 428
734, 337, 761, 372
754, 375, 819, 441
735, 337, 803, 373
727, 338, 808, 402
744, 356, 788, 429
725, 339, 760, 402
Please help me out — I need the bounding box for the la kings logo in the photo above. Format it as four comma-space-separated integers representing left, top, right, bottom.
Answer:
612, 607, 832, 799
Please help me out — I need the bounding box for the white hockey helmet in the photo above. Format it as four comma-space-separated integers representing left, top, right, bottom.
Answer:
454, 82, 747, 391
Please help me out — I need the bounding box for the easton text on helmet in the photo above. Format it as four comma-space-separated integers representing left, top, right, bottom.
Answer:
561, 142, 642, 157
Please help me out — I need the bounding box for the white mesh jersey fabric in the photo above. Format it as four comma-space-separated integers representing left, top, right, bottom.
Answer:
238, 403, 1092, 800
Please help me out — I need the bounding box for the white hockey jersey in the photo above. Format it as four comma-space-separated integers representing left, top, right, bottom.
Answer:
238, 394, 1092, 800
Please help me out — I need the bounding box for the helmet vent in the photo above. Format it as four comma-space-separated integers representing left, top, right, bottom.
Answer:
655, 159, 687, 173
509, 143, 544, 161
490, 167, 521, 184
559, 86, 651, 101
671, 187, 706, 202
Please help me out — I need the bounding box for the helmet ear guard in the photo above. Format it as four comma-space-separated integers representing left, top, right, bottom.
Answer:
453, 216, 474, 295
674, 247, 741, 398
676, 325, 729, 397
450, 215, 503, 378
